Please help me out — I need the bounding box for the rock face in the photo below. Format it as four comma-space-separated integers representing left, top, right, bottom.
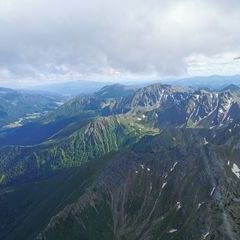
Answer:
115, 84, 240, 129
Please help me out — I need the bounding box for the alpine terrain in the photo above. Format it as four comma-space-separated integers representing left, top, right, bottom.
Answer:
0, 83, 240, 240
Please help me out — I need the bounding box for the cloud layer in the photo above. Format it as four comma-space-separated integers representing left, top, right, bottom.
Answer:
0, 0, 240, 86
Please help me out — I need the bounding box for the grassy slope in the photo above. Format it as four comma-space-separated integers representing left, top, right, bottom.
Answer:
0, 115, 158, 185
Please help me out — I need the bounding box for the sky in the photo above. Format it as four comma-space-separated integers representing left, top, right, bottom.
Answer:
0, 0, 240, 87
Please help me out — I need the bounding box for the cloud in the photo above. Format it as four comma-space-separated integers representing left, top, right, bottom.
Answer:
0, 0, 240, 86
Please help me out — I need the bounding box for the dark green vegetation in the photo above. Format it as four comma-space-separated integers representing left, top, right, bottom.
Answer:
0, 115, 157, 185
0, 154, 113, 240
0, 83, 240, 240
40, 127, 240, 240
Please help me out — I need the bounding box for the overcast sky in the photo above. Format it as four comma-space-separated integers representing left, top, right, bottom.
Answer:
0, 0, 240, 87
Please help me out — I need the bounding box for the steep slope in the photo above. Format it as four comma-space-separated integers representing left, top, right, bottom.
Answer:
115, 85, 240, 129
183, 90, 240, 128
45, 95, 116, 121
0, 154, 113, 240
115, 84, 192, 114
0, 116, 157, 185
38, 127, 240, 240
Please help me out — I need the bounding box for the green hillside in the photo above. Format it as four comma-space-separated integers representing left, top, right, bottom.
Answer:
0, 116, 157, 185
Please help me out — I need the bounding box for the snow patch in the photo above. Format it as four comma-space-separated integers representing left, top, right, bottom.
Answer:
195, 94, 200, 100
198, 202, 204, 209
170, 162, 178, 172
162, 182, 167, 189
176, 202, 181, 210
210, 186, 216, 196
232, 163, 240, 179
202, 232, 209, 239
203, 138, 208, 145
219, 108, 224, 114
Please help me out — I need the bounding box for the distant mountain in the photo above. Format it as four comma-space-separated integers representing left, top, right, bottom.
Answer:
43, 84, 136, 122
221, 84, 240, 93
114, 84, 192, 114
94, 83, 136, 99
163, 75, 240, 90
29, 80, 113, 96
0, 87, 66, 128
26, 75, 240, 96
113, 84, 240, 129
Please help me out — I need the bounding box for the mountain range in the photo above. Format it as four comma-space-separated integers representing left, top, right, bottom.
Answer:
0, 82, 240, 240
28, 80, 113, 96
25, 75, 240, 96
